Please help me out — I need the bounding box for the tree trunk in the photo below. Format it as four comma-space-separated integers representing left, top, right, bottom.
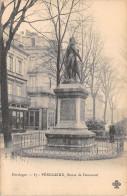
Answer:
93, 96, 96, 121
111, 108, 114, 124
55, 43, 61, 125
0, 39, 12, 148
56, 44, 60, 86
104, 100, 107, 124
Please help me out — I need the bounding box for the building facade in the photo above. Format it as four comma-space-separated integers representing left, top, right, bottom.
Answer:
0, 44, 30, 132
18, 30, 56, 130
27, 66, 56, 130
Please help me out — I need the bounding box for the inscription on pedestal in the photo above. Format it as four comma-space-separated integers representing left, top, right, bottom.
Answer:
60, 100, 76, 121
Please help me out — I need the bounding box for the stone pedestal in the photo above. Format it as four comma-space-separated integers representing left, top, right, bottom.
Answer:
45, 82, 95, 151
55, 83, 88, 129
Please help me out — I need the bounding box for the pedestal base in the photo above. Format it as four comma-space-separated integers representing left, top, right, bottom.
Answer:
45, 130, 95, 152
45, 82, 95, 153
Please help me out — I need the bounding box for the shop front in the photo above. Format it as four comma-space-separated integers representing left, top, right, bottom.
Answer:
9, 109, 28, 132
28, 108, 55, 131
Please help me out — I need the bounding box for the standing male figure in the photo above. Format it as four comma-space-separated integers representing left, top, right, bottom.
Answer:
109, 123, 116, 142
64, 37, 82, 81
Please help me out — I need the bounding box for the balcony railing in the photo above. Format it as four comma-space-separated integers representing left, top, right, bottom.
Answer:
8, 94, 31, 106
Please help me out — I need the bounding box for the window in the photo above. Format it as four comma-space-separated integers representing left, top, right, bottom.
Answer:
9, 110, 24, 130
19, 111, 24, 128
29, 110, 39, 128
35, 111, 39, 126
8, 56, 13, 71
24, 111, 28, 127
16, 111, 24, 129
17, 59, 22, 74
12, 111, 16, 116
29, 111, 34, 126
10, 111, 16, 129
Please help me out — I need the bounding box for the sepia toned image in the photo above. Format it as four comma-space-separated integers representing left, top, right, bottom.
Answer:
0, 0, 127, 195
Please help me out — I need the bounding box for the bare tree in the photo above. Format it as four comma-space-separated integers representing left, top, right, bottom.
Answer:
0, 0, 37, 147
83, 30, 104, 121
99, 59, 117, 124
108, 74, 122, 123
26, 0, 91, 85
108, 91, 119, 124
42, 0, 89, 85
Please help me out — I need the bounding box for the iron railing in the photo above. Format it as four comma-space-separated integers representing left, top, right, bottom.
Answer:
12, 131, 124, 161
8, 94, 31, 106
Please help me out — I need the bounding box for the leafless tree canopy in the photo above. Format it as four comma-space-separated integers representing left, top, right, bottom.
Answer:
0, 0, 37, 54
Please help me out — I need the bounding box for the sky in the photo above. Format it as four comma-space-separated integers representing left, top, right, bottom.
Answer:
91, 0, 126, 61
90, 0, 127, 109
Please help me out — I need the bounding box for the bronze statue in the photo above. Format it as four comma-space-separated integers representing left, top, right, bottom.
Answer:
64, 37, 82, 81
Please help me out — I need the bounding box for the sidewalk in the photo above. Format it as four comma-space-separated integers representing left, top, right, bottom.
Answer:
0, 131, 127, 196
1, 141, 127, 196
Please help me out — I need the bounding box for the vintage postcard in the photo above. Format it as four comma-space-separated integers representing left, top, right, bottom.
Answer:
0, 0, 127, 195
